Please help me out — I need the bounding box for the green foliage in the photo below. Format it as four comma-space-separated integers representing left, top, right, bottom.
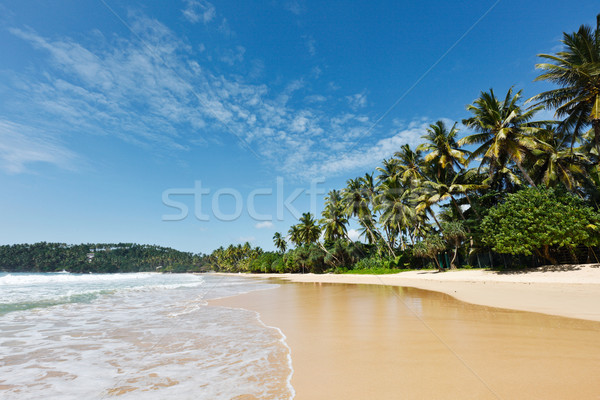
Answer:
481, 187, 600, 263
210, 243, 263, 272
412, 235, 446, 270
0, 242, 208, 273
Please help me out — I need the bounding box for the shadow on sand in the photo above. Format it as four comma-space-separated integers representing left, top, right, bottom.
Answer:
494, 263, 600, 275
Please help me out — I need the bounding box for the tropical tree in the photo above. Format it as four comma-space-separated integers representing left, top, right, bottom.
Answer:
320, 190, 349, 242
273, 232, 287, 254
459, 88, 543, 187
374, 178, 415, 251
295, 212, 321, 246
442, 221, 468, 269
417, 120, 469, 179
529, 126, 588, 190
529, 14, 600, 153
481, 186, 600, 264
393, 144, 424, 184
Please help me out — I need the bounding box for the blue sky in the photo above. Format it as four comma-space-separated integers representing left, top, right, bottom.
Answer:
0, 0, 598, 253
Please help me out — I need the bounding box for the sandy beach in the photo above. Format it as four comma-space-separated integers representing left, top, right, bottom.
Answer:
211, 266, 600, 399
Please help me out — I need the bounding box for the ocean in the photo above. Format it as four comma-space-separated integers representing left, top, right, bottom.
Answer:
0, 272, 294, 399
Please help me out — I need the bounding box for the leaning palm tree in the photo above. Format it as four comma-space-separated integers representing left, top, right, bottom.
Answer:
459, 87, 543, 187
417, 120, 469, 179
272, 232, 287, 254
320, 190, 349, 242
528, 14, 600, 153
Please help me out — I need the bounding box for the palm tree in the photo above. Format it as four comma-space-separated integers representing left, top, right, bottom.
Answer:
529, 14, 600, 153
374, 178, 416, 251
342, 177, 380, 244
416, 171, 487, 228
320, 190, 349, 242
273, 232, 287, 254
530, 126, 588, 190
417, 120, 469, 179
394, 144, 424, 184
288, 225, 302, 248
296, 212, 321, 246
376, 158, 400, 183
459, 87, 543, 187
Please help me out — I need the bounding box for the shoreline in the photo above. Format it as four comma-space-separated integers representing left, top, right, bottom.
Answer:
214, 265, 600, 321
211, 270, 600, 399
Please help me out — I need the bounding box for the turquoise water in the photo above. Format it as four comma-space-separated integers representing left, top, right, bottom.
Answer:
0, 273, 294, 399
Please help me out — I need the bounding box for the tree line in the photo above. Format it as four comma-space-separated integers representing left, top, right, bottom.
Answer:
215, 15, 600, 273
0, 242, 211, 273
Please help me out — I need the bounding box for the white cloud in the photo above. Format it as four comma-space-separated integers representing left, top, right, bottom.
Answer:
283, 0, 305, 15
6, 14, 444, 181
346, 91, 367, 110
348, 229, 361, 242
304, 35, 316, 56
255, 221, 274, 229
308, 120, 433, 177
220, 46, 245, 66
182, 0, 216, 24
0, 119, 77, 173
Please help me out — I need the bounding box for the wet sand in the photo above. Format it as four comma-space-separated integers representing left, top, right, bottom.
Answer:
212, 280, 600, 400
233, 266, 600, 322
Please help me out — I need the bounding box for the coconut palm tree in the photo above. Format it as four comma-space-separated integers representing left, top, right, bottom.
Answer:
416, 170, 487, 226
342, 177, 381, 244
320, 190, 349, 242
288, 225, 302, 248
272, 232, 287, 254
374, 178, 416, 251
459, 87, 544, 187
394, 144, 424, 184
296, 212, 321, 246
417, 120, 469, 179
530, 126, 588, 190
376, 158, 400, 184
529, 14, 600, 153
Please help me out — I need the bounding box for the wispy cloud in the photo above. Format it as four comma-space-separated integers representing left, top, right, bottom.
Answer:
283, 0, 305, 15
0, 119, 77, 173
182, 0, 216, 24
5, 13, 441, 179
346, 91, 368, 110
255, 221, 274, 229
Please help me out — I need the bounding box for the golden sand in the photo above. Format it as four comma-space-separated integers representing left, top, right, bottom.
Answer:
212, 276, 600, 399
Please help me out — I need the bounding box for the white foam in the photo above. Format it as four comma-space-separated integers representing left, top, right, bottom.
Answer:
0, 275, 293, 399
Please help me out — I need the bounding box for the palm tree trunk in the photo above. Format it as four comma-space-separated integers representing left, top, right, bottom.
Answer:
464, 194, 481, 219
428, 209, 443, 231
593, 119, 600, 156
515, 159, 537, 187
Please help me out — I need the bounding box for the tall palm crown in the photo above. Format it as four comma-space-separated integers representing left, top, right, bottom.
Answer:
417, 120, 468, 179
529, 126, 588, 190
320, 190, 349, 242
393, 144, 424, 184
296, 212, 321, 245
272, 232, 287, 254
529, 14, 600, 152
459, 87, 542, 187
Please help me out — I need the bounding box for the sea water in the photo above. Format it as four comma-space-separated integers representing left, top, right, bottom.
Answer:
0, 272, 294, 399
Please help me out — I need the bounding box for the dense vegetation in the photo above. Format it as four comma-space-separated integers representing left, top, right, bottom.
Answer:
0, 243, 210, 273
211, 15, 600, 274
5, 17, 600, 275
